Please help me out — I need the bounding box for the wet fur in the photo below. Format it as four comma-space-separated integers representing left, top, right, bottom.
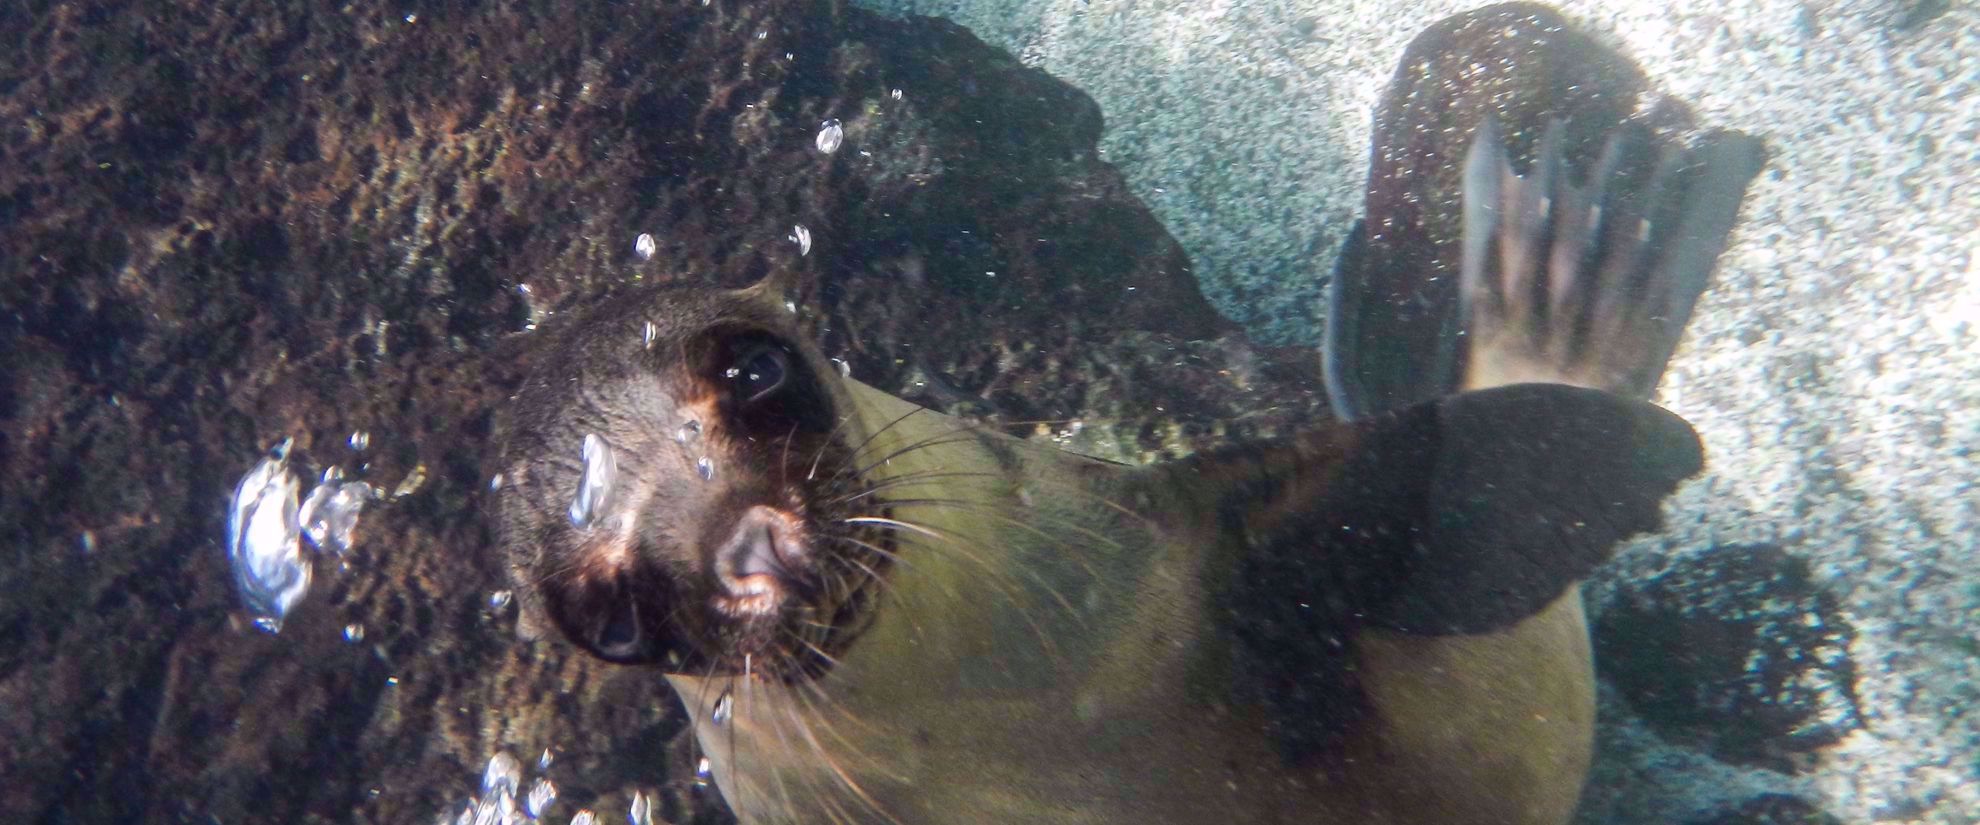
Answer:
494, 5, 1760, 819
656, 370, 1628, 825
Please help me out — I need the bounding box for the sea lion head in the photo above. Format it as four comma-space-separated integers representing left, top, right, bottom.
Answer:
493, 278, 887, 679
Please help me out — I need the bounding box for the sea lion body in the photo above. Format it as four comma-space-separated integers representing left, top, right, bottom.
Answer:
666, 375, 1600, 824
494, 8, 1766, 821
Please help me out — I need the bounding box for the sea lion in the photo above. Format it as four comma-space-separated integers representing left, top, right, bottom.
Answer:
493, 19, 1765, 825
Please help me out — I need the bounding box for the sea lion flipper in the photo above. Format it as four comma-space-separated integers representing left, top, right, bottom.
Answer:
1321, 214, 1466, 422
1183, 382, 1701, 636
1459, 118, 1767, 396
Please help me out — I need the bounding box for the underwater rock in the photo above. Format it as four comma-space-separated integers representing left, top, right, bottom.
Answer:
1596, 543, 1863, 773
0, 0, 1242, 821
1685, 793, 1846, 825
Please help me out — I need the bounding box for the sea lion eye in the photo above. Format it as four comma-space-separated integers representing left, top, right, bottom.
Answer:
727, 345, 789, 404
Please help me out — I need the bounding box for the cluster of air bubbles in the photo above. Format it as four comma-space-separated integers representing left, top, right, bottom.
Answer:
633, 232, 657, 262
890, 88, 903, 101
567, 434, 621, 529
668, 418, 716, 482
225, 433, 386, 632
447, 751, 574, 825
815, 119, 844, 154
343, 623, 365, 643
789, 224, 812, 257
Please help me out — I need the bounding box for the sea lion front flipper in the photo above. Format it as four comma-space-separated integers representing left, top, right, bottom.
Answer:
1460, 117, 1767, 396
1170, 381, 1702, 637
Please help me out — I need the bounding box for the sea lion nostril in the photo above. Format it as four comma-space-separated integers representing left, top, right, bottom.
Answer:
730, 520, 783, 579
716, 505, 807, 596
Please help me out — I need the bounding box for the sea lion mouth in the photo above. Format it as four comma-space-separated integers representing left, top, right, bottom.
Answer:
593, 591, 644, 660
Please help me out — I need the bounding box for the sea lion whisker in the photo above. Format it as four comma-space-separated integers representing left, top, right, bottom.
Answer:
817, 551, 898, 608
831, 527, 1050, 637
750, 678, 836, 825
823, 470, 1003, 506
842, 432, 986, 480
840, 516, 944, 540
805, 412, 859, 483
774, 681, 910, 825
875, 495, 1128, 554
778, 421, 799, 491
781, 626, 842, 668
787, 663, 893, 743
856, 497, 1105, 615
831, 552, 895, 598
817, 405, 931, 482
839, 519, 1076, 665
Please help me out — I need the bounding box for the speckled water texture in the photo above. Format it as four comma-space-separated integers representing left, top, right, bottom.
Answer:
855, 0, 1979, 822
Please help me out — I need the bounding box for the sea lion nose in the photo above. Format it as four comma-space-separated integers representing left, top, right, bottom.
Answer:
716, 506, 805, 597
592, 588, 643, 660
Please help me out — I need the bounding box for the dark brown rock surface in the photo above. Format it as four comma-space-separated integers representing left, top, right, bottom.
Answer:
0, 1, 1293, 822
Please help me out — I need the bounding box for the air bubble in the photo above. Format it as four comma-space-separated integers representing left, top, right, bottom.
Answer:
226, 438, 309, 629
831, 357, 851, 378
489, 472, 505, 492
695, 756, 713, 786
524, 777, 557, 819
489, 590, 514, 611
343, 623, 365, 642
481, 751, 522, 798
890, 88, 903, 101
570, 811, 597, 825
299, 476, 373, 556
712, 689, 734, 725
628, 790, 654, 825
675, 419, 702, 446
790, 224, 812, 256
634, 232, 657, 261
815, 119, 844, 154
568, 434, 620, 528
79, 530, 97, 555
642, 320, 658, 350
472, 787, 516, 825
348, 430, 371, 452
696, 456, 715, 481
